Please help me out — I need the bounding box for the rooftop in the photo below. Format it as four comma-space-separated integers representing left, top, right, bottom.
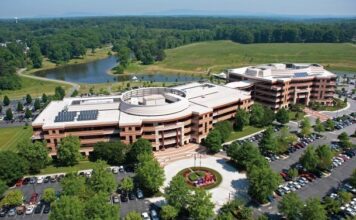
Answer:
32, 82, 251, 128
228, 63, 336, 82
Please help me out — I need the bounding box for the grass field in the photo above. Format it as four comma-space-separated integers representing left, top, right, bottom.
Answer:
134, 41, 356, 74
0, 126, 33, 152
40, 160, 107, 175
0, 77, 71, 100
226, 126, 265, 142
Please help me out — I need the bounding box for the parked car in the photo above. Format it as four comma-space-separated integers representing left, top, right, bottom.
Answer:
37, 176, 44, 184
16, 205, 25, 215
44, 176, 50, 183
112, 194, 120, 204
119, 166, 125, 172
141, 212, 151, 220
43, 204, 50, 214
137, 189, 144, 199
129, 191, 135, 200
34, 203, 44, 214
8, 208, 16, 217
150, 209, 159, 220
25, 205, 35, 215
50, 176, 57, 182
121, 192, 128, 202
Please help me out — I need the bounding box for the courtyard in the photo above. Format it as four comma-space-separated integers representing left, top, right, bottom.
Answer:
163, 155, 249, 211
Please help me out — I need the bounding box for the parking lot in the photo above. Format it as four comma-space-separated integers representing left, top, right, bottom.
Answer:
0, 168, 152, 219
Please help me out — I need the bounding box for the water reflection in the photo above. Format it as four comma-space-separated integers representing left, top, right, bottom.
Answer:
34, 56, 201, 84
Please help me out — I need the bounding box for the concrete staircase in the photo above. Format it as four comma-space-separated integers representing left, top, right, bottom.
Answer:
154, 144, 207, 166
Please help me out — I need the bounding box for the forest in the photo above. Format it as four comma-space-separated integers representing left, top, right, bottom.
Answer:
0, 16, 355, 90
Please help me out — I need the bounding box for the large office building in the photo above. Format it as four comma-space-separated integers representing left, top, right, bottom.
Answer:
227, 63, 336, 111
32, 82, 252, 156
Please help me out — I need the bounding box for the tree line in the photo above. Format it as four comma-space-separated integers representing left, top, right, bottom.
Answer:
1, 17, 355, 89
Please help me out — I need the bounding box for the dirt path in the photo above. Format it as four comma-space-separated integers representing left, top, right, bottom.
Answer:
17, 68, 80, 97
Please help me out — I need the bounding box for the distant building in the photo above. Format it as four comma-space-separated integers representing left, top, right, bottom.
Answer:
32, 82, 252, 157
227, 63, 336, 111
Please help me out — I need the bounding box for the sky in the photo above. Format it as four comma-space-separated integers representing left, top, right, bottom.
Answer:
1, 0, 355, 18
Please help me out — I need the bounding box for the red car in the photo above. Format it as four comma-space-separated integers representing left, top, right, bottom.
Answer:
15, 179, 23, 187
29, 193, 39, 204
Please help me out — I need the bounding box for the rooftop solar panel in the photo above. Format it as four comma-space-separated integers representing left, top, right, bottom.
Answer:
54, 110, 77, 122
77, 110, 98, 121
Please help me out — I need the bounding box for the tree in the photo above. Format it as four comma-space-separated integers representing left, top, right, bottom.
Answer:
26, 94, 32, 105
164, 175, 190, 211
325, 119, 335, 131
42, 188, 56, 203
3, 95, 10, 106
84, 193, 119, 220
204, 129, 222, 153
60, 173, 89, 199
49, 196, 85, 220
338, 191, 352, 204
187, 188, 214, 220
300, 117, 312, 137
314, 118, 325, 133
278, 192, 303, 220
323, 196, 340, 215
277, 127, 297, 154
92, 141, 128, 165
300, 146, 319, 172
29, 43, 43, 68
259, 127, 278, 154
234, 109, 250, 131
301, 198, 327, 220
247, 164, 281, 204
34, 98, 41, 110
0, 151, 28, 185
250, 104, 265, 127
315, 145, 333, 170
5, 108, 13, 120
57, 136, 81, 166
218, 199, 253, 220
160, 205, 178, 220
127, 138, 153, 164
0, 105, 2, 114
89, 160, 116, 194
227, 142, 261, 170
276, 108, 290, 124
17, 140, 49, 173
136, 153, 165, 194
0, 190, 23, 207
0, 180, 7, 196
17, 102, 23, 112
215, 121, 233, 142
125, 211, 142, 220
71, 89, 79, 97
350, 169, 356, 188
338, 132, 352, 149
54, 86, 66, 100
25, 108, 32, 119
42, 93, 48, 103
120, 177, 134, 193
288, 168, 299, 180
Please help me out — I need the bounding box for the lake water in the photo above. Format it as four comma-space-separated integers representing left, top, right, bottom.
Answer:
34, 56, 201, 84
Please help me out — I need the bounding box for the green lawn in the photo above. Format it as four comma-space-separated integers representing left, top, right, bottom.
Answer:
135, 41, 356, 74
0, 76, 70, 100
40, 160, 107, 175
226, 126, 265, 142
0, 126, 33, 152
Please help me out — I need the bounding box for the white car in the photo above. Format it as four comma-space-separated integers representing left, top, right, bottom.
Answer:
293, 182, 302, 189
112, 167, 119, 174
37, 176, 44, 184
141, 212, 151, 220
25, 205, 35, 215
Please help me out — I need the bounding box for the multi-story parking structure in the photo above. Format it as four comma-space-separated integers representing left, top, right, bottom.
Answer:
32, 82, 252, 157
227, 63, 337, 111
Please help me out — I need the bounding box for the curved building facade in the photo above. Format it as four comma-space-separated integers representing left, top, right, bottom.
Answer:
32, 82, 252, 156
228, 63, 336, 111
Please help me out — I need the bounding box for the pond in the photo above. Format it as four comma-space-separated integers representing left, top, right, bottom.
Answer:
34, 56, 202, 84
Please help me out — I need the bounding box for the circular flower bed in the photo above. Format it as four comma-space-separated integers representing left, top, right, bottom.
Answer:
178, 167, 222, 190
